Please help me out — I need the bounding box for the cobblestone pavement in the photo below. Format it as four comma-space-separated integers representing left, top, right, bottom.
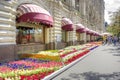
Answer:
52, 44, 120, 80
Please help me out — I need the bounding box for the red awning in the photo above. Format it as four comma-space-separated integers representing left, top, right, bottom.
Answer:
85, 28, 91, 34
75, 24, 85, 32
61, 17, 73, 31
89, 30, 94, 35
17, 4, 53, 27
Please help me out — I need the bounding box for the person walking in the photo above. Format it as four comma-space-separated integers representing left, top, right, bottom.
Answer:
107, 36, 113, 45
102, 35, 107, 45
113, 35, 118, 46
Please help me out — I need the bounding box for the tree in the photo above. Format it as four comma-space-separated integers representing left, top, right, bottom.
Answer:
107, 8, 120, 36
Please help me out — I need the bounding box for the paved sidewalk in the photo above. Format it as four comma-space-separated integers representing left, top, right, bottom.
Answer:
52, 45, 120, 80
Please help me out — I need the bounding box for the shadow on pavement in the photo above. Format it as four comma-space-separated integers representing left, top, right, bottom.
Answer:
101, 48, 115, 52
117, 60, 120, 62
113, 54, 120, 56
101, 45, 120, 55
60, 71, 120, 80
112, 47, 120, 56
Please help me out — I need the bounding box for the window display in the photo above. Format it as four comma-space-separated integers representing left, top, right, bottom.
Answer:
16, 26, 44, 44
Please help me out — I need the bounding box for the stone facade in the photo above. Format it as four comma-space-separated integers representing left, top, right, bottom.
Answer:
0, 0, 104, 61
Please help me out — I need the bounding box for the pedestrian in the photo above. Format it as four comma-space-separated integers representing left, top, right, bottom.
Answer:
113, 35, 118, 46
102, 35, 107, 45
107, 36, 113, 45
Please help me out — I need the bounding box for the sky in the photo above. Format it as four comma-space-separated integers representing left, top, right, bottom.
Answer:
104, 0, 120, 24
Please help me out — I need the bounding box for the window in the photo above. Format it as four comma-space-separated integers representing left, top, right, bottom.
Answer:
76, 32, 80, 41
62, 30, 67, 42
34, 27, 44, 43
16, 26, 44, 44
75, 0, 80, 11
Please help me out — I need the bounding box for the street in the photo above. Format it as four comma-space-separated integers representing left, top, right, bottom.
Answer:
51, 45, 120, 80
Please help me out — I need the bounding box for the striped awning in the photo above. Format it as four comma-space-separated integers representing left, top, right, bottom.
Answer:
93, 31, 99, 36
17, 4, 53, 27
89, 30, 94, 35
75, 24, 85, 32
61, 17, 73, 31
85, 28, 90, 34
101, 32, 112, 36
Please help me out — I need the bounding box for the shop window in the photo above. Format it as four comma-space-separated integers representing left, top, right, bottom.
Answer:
16, 26, 44, 44
76, 32, 80, 41
80, 33, 82, 41
62, 30, 67, 42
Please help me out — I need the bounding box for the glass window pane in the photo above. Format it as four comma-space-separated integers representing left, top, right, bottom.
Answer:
62, 30, 66, 42
34, 27, 44, 43
16, 26, 44, 44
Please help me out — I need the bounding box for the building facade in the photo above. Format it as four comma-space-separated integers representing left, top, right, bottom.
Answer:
0, 0, 104, 62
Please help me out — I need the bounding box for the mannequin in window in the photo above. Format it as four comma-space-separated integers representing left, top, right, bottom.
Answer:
26, 33, 32, 43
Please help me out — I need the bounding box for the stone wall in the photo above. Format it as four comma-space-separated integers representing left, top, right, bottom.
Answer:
0, 44, 16, 62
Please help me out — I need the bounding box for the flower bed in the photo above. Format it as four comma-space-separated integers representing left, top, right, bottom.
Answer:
20, 54, 61, 61
0, 58, 63, 80
64, 50, 90, 64
19, 49, 77, 62
0, 67, 61, 80
0, 42, 101, 80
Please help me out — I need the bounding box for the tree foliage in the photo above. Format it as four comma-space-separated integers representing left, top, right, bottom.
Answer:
107, 8, 120, 36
